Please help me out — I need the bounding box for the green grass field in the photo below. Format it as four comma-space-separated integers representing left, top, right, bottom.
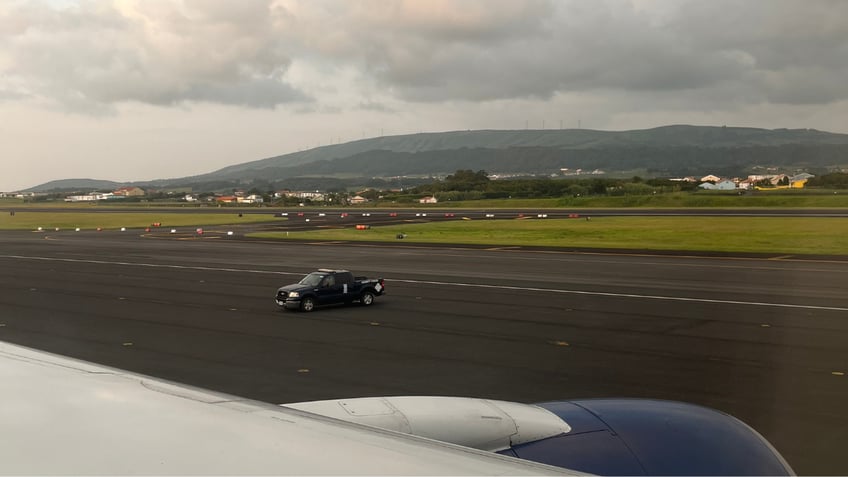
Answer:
3, 207, 845, 256
250, 216, 848, 255
0, 211, 280, 230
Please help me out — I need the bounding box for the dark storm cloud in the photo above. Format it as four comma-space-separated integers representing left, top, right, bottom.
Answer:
665, 0, 848, 105
303, 0, 848, 106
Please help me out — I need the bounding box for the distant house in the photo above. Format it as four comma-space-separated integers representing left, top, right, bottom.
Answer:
215, 195, 237, 204
771, 175, 789, 186
419, 196, 438, 204
700, 174, 721, 183
791, 173, 815, 181
698, 183, 717, 190
790, 173, 814, 188
238, 194, 264, 204
349, 195, 368, 205
64, 192, 119, 202
737, 179, 756, 190
715, 180, 737, 190
114, 186, 145, 197
285, 191, 325, 202
65, 194, 98, 202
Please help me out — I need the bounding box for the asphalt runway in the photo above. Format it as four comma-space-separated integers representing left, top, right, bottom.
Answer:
1, 229, 847, 474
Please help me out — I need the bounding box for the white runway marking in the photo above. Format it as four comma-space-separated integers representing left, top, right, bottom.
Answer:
389, 278, 848, 312
1, 254, 299, 276
3, 254, 847, 312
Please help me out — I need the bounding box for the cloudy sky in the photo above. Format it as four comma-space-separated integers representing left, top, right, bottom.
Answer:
2, 0, 847, 191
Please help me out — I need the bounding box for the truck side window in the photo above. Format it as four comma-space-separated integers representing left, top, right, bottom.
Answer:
323, 276, 335, 287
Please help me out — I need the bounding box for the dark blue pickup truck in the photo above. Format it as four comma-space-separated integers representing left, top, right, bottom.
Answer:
275, 269, 386, 312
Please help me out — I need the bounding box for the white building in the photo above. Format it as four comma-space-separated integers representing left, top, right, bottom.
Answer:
238, 194, 264, 204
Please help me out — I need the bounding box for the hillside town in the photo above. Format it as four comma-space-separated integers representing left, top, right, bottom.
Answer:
0, 171, 819, 205
683, 172, 814, 190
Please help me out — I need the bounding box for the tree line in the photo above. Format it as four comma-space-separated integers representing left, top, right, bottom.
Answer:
378, 170, 699, 202
379, 170, 848, 202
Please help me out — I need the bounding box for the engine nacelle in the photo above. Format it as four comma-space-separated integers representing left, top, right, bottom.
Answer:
506, 399, 793, 476
286, 396, 793, 476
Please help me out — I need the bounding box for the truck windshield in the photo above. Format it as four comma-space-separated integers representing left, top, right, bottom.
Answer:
299, 273, 325, 287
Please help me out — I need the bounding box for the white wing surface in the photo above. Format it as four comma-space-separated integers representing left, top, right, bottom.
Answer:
0, 341, 576, 475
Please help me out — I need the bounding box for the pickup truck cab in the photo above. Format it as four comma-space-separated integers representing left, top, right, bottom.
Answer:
276, 269, 385, 312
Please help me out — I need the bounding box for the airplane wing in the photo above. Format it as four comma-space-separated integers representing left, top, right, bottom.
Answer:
0, 341, 573, 475
1, 340, 792, 475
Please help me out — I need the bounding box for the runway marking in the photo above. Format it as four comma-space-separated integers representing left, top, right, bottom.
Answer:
383, 249, 848, 273
244, 240, 848, 268
0, 254, 300, 277
3, 254, 847, 313
389, 278, 848, 312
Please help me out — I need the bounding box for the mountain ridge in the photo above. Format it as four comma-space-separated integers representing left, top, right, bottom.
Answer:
24, 125, 848, 192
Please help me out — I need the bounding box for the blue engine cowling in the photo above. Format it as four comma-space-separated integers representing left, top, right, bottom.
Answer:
498, 399, 793, 476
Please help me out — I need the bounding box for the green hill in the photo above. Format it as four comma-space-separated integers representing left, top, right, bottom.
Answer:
28, 125, 848, 192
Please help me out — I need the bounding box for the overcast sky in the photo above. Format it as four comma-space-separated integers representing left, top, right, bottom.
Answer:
2, 0, 847, 191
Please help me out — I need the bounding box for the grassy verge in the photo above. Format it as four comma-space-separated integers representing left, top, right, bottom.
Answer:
249, 216, 848, 256
0, 212, 281, 230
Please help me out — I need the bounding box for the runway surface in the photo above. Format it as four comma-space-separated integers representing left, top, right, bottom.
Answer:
1, 229, 846, 474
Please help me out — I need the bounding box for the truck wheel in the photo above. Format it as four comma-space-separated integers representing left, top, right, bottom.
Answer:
360, 291, 375, 306
300, 297, 316, 312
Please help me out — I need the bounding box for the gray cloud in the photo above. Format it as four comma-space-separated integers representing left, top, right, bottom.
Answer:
357, 100, 396, 113
183, 78, 308, 108
1, 0, 846, 114
0, 0, 309, 111
279, 0, 848, 106
0, 87, 28, 101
